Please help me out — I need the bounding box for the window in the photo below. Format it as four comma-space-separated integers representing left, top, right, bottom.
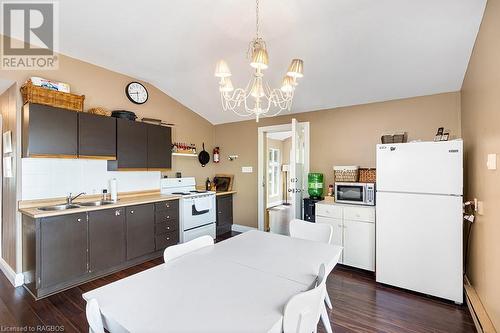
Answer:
268, 148, 280, 197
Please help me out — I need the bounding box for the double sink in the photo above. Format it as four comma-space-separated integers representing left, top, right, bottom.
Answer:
38, 200, 116, 211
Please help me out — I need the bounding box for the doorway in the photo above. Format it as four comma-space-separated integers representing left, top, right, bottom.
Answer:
257, 119, 310, 231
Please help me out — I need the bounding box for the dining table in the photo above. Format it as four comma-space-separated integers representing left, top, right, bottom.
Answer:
82, 230, 343, 333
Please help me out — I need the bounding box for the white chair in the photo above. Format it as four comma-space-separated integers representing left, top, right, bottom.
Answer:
283, 264, 327, 333
86, 298, 104, 333
289, 219, 333, 244
289, 219, 335, 333
163, 235, 214, 263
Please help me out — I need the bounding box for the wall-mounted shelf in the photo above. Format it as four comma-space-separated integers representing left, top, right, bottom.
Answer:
172, 153, 197, 157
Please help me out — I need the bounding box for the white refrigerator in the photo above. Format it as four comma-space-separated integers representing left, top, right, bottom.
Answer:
376, 140, 463, 303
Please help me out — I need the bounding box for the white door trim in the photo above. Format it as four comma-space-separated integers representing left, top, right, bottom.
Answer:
257, 121, 309, 231
258, 124, 292, 231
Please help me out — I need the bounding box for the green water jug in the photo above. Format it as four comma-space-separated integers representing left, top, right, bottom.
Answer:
308, 173, 324, 198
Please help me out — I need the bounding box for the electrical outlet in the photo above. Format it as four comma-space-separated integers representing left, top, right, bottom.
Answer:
487, 154, 497, 170
241, 166, 253, 173
474, 198, 478, 211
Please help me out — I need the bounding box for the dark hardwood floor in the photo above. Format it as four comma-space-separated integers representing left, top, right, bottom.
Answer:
0, 231, 475, 333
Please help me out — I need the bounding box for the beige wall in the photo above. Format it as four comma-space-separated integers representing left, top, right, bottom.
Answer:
214, 92, 461, 228
461, 0, 500, 329
0, 36, 215, 272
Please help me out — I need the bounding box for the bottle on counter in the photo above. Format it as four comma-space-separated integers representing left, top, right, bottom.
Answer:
109, 178, 118, 202
205, 177, 211, 191
327, 184, 334, 197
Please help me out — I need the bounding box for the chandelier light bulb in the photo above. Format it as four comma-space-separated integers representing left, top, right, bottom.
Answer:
250, 48, 269, 70
219, 77, 234, 92
287, 59, 304, 78
250, 78, 265, 98
281, 76, 295, 93
215, 60, 232, 78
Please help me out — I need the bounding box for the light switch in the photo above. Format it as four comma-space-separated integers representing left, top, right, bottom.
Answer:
477, 201, 484, 216
487, 154, 497, 170
241, 166, 253, 173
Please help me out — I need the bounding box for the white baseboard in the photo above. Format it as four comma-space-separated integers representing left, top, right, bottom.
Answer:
232, 224, 257, 233
0, 257, 24, 287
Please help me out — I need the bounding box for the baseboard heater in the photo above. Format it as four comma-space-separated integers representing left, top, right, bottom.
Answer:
464, 275, 497, 333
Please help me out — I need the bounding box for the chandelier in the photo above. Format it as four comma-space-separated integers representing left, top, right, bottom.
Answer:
214, 0, 304, 122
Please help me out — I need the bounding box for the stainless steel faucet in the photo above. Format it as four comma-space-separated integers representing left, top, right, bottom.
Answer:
66, 192, 86, 205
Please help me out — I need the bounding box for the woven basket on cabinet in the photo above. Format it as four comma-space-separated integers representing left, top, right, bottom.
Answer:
20, 80, 85, 112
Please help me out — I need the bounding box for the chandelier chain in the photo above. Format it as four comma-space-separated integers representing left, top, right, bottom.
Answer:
256, 0, 260, 38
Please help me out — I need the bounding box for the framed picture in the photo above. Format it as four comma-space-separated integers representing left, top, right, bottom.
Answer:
3, 131, 12, 154
214, 174, 234, 192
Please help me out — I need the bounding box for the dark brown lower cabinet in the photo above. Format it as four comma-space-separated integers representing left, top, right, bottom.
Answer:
126, 204, 155, 260
22, 199, 179, 299
89, 208, 126, 273
216, 194, 234, 236
39, 213, 88, 289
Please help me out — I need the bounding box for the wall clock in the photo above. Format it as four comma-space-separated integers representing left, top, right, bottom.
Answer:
125, 82, 148, 104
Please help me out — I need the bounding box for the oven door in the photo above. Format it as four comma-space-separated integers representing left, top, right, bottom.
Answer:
181, 195, 216, 230
335, 183, 366, 204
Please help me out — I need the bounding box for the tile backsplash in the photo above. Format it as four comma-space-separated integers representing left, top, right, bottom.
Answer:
22, 158, 161, 200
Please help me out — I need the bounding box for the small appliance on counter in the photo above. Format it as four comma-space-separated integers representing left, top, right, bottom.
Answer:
335, 182, 375, 206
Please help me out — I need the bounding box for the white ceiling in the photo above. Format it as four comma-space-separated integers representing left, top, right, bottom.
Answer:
21, 0, 488, 124
267, 131, 292, 141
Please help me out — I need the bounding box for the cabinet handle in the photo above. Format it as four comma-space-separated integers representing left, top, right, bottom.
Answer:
115, 210, 121, 216
167, 226, 170, 230
130, 210, 134, 214
166, 237, 170, 240
77, 218, 82, 222
165, 203, 170, 208
167, 215, 170, 219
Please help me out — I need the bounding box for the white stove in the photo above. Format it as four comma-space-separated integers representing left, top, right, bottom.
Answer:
160, 177, 216, 242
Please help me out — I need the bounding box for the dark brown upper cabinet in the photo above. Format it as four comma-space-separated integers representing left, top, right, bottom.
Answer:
78, 112, 116, 160
108, 119, 172, 170
147, 124, 172, 169
22, 103, 78, 158
108, 118, 148, 170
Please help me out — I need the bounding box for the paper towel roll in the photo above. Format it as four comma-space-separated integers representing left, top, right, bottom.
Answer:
109, 178, 117, 202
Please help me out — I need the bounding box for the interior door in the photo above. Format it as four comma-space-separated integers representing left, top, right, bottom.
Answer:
289, 119, 308, 219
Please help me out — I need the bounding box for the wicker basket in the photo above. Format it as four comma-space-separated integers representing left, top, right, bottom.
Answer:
333, 166, 359, 182
359, 168, 376, 183
21, 80, 85, 112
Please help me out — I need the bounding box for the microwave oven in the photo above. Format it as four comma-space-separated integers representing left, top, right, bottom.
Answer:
335, 182, 375, 206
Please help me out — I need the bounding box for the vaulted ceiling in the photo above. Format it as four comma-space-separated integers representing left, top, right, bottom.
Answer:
16, 0, 490, 124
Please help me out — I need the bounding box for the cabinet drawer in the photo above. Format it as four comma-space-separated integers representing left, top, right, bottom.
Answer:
155, 200, 178, 212
155, 231, 179, 251
155, 219, 178, 235
155, 210, 178, 223
343, 206, 375, 223
315, 203, 342, 219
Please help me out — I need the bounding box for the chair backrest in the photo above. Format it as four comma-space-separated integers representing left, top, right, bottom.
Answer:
283, 264, 327, 333
86, 298, 104, 333
164, 235, 214, 263
289, 219, 333, 244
